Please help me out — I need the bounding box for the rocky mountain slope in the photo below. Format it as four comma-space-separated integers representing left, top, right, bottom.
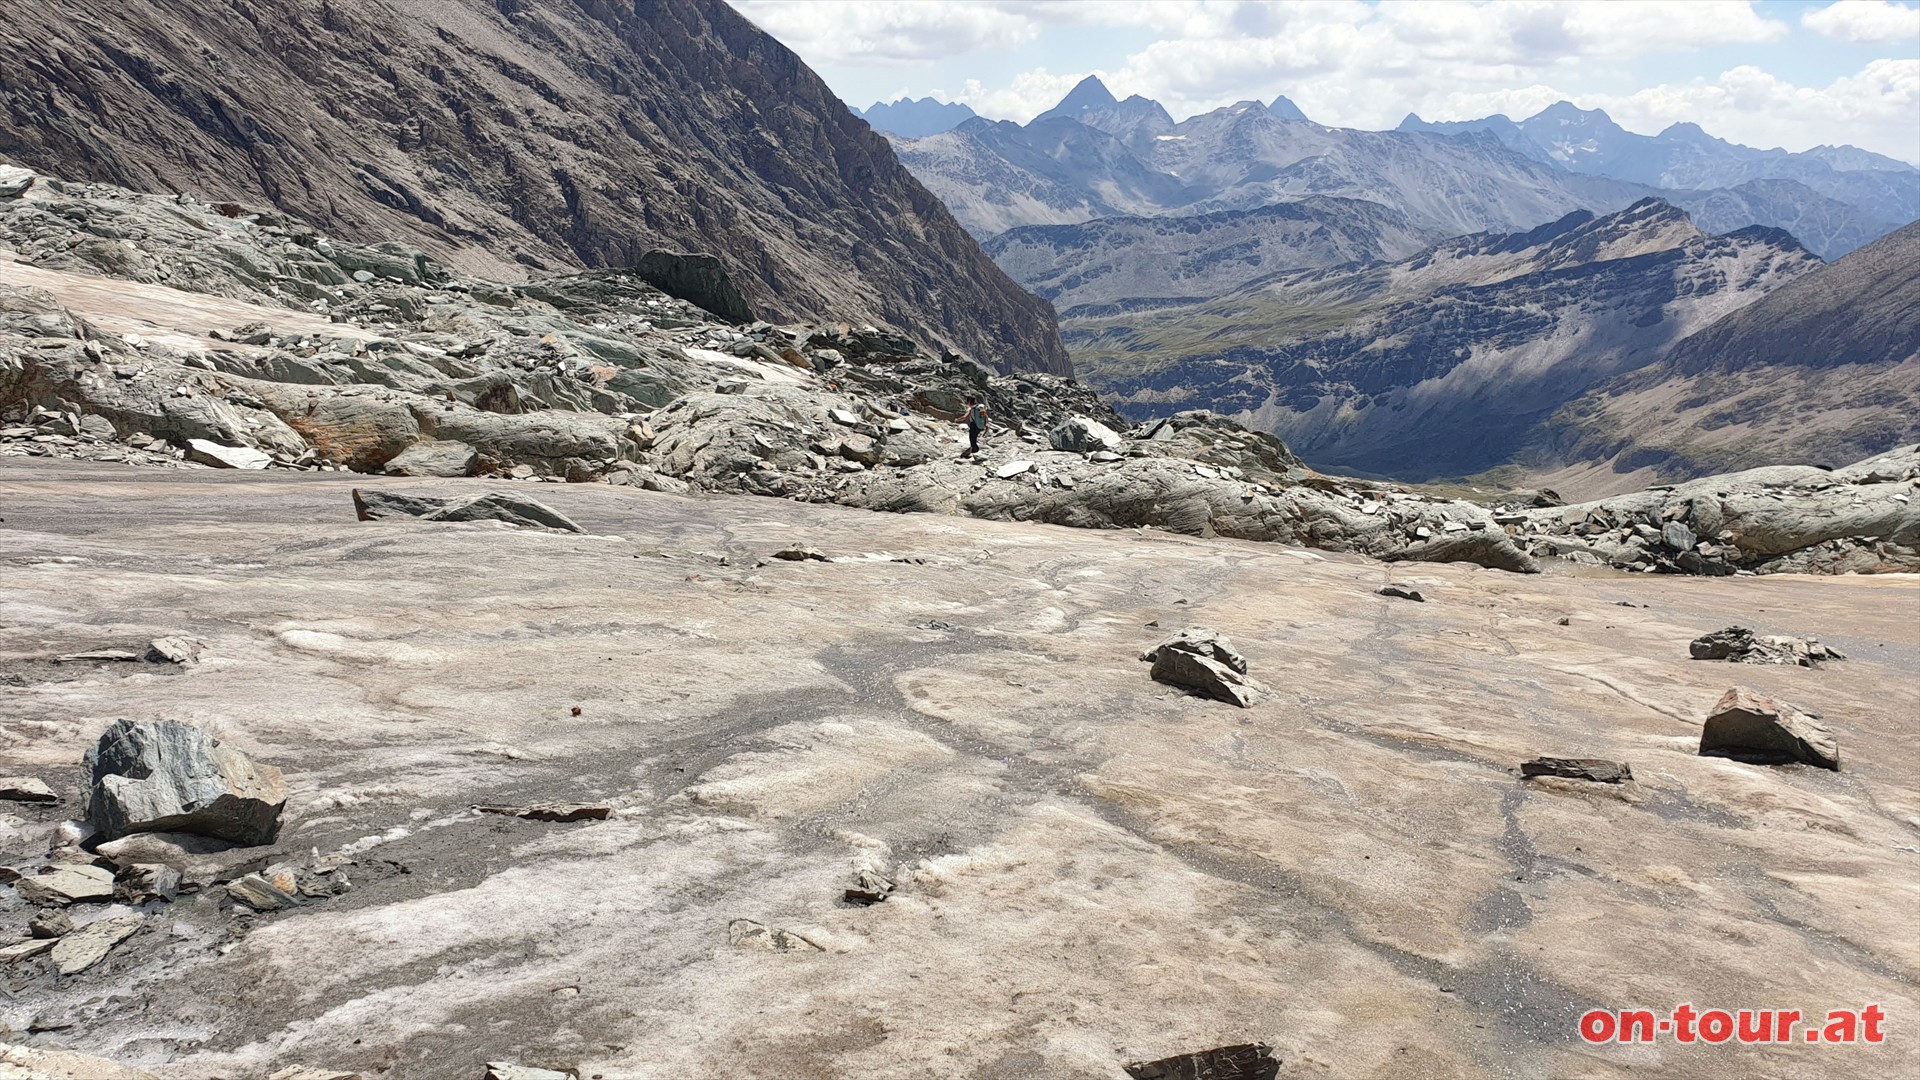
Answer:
852, 96, 977, 137
981, 196, 1440, 314
1402, 102, 1917, 259
1529, 220, 1920, 485
1071, 200, 1822, 479
0, 0, 1068, 374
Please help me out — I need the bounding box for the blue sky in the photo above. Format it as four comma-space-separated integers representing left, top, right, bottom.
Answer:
735, 1, 1920, 162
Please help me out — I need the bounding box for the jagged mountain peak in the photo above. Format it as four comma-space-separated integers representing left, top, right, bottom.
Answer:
853, 96, 977, 138
1038, 75, 1118, 119
1269, 96, 1309, 122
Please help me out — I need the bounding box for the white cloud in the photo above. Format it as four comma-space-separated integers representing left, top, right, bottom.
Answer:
732, 0, 1041, 63
1803, 1, 1920, 44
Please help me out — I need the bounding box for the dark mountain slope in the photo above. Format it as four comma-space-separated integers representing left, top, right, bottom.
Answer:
0, 0, 1069, 373
1534, 220, 1920, 479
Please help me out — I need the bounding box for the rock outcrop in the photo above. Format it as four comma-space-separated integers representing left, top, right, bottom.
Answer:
1511, 448, 1920, 574
83, 720, 287, 846
0, 0, 1067, 374
1689, 627, 1845, 666
353, 489, 585, 533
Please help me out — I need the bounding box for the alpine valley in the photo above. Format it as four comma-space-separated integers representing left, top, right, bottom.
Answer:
882, 77, 1920, 490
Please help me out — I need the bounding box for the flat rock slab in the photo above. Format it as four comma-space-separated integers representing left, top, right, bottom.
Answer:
0, 777, 58, 802
474, 804, 611, 823
483, 1064, 574, 1080
1700, 687, 1840, 770
1520, 757, 1633, 783
0, 939, 57, 964
49, 915, 142, 975
85, 719, 287, 845
0, 1043, 158, 1079
186, 438, 272, 469
1124, 1042, 1280, 1080
12, 863, 116, 905
352, 489, 585, 533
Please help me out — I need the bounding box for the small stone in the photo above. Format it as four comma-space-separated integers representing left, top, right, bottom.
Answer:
844, 868, 894, 905
728, 918, 823, 952
144, 636, 203, 664
1700, 687, 1839, 770
0, 777, 58, 802
771, 546, 830, 562
30, 909, 74, 938
49, 915, 142, 974
1377, 585, 1424, 602
352, 270, 376, 283
1520, 757, 1633, 784
114, 862, 183, 903
827, 408, 861, 426
995, 460, 1035, 478
1662, 520, 1697, 551
227, 871, 301, 912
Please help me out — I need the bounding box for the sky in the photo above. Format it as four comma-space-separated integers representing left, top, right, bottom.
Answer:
732, 0, 1920, 163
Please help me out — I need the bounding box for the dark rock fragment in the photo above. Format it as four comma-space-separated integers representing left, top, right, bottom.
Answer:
1520, 757, 1633, 783
1377, 585, 1425, 602
1124, 1043, 1280, 1080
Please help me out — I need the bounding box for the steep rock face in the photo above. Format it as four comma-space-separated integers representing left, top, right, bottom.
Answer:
1532, 220, 1920, 480
0, 0, 1068, 374
982, 197, 1440, 315
1071, 201, 1822, 478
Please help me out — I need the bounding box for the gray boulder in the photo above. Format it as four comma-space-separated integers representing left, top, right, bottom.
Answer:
0, 164, 35, 198
1140, 628, 1263, 708
1049, 415, 1123, 454
83, 719, 287, 845
1699, 688, 1839, 770
352, 489, 585, 532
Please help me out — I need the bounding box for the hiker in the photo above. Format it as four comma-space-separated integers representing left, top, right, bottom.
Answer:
960, 395, 989, 457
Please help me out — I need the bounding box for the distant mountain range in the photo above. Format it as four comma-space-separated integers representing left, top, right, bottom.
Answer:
854, 96, 978, 138
885, 78, 1915, 261
1067, 199, 1826, 479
